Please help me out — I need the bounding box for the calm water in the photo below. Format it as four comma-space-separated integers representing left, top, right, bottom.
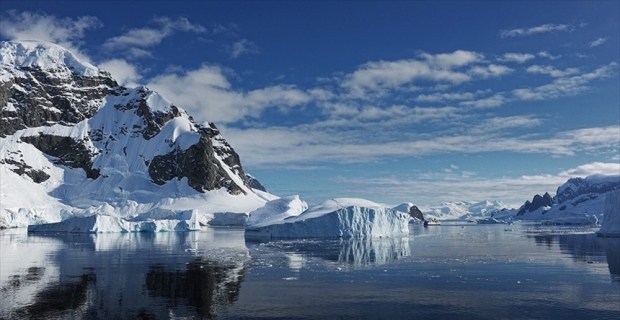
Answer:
1, 222, 619, 319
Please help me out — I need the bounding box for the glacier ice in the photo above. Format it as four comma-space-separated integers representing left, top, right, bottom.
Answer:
598, 190, 620, 237
245, 198, 409, 239
27, 213, 200, 233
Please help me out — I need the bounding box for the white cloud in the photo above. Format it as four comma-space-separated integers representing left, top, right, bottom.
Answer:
103, 16, 205, 58
98, 59, 142, 87
513, 63, 617, 100
467, 64, 513, 78
224, 39, 259, 59
460, 93, 507, 108
500, 23, 572, 38
341, 50, 483, 98
470, 115, 542, 133
0, 10, 101, 60
147, 65, 310, 123
223, 117, 619, 168
538, 51, 561, 60
526, 65, 580, 78
500, 53, 536, 63
559, 162, 620, 177
415, 91, 477, 102
589, 37, 607, 47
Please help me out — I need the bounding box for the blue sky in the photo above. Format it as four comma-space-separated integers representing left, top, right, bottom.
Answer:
1, 1, 619, 206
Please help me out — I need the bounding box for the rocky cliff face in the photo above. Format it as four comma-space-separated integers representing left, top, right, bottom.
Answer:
516, 192, 553, 215
554, 176, 620, 205
0, 41, 117, 137
513, 175, 620, 218
0, 40, 251, 206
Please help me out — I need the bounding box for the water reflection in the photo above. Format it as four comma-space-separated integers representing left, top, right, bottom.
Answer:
1, 228, 250, 319
530, 232, 620, 283
12, 268, 96, 320
250, 236, 411, 267
146, 259, 246, 319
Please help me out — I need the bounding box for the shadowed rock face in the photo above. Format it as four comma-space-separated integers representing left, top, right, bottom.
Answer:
409, 205, 424, 220
148, 128, 246, 194
21, 134, 101, 179
246, 174, 267, 192
0, 66, 117, 137
517, 192, 553, 216
555, 177, 620, 204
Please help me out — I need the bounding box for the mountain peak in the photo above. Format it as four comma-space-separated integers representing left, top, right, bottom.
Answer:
1, 40, 101, 78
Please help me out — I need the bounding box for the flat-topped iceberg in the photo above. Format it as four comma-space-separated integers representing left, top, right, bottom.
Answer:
245, 198, 409, 239
598, 190, 620, 237
27, 213, 200, 233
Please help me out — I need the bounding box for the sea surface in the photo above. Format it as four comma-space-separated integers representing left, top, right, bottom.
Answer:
1, 221, 619, 319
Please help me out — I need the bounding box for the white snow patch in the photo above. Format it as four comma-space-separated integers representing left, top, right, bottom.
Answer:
1, 41, 100, 77
246, 195, 308, 229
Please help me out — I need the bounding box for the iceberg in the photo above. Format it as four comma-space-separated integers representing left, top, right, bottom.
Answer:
27, 213, 200, 233
245, 198, 409, 239
598, 190, 620, 237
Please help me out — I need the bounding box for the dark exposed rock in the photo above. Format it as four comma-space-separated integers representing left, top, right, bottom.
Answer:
113, 86, 183, 140
516, 192, 554, 215
148, 125, 247, 194
0, 158, 50, 183
246, 174, 267, 192
555, 177, 620, 204
408, 205, 424, 220
20, 134, 100, 179
0, 66, 117, 137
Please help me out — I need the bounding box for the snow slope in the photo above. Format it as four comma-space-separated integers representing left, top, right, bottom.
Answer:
245, 198, 409, 239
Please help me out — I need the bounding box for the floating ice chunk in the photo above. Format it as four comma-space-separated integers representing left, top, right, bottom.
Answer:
27, 213, 200, 233
245, 198, 409, 239
598, 190, 620, 237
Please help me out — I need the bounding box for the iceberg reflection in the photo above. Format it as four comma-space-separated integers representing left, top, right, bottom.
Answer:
252, 236, 411, 268
531, 232, 620, 283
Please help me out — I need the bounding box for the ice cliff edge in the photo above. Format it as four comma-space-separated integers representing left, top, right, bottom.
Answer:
598, 190, 620, 237
245, 198, 410, 239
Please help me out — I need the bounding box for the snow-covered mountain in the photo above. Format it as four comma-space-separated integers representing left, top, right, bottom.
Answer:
417, 200, 509, 220
0, 40, 269, 228
497, 174, 620, 224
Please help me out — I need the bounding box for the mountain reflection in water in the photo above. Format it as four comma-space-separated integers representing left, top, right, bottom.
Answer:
146, 259, 246, 319
1, 229, 250, 320
531, 233, 620, 283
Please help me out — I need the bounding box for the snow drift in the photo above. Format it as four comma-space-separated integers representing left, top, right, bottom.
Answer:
245, 198, 409, 239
